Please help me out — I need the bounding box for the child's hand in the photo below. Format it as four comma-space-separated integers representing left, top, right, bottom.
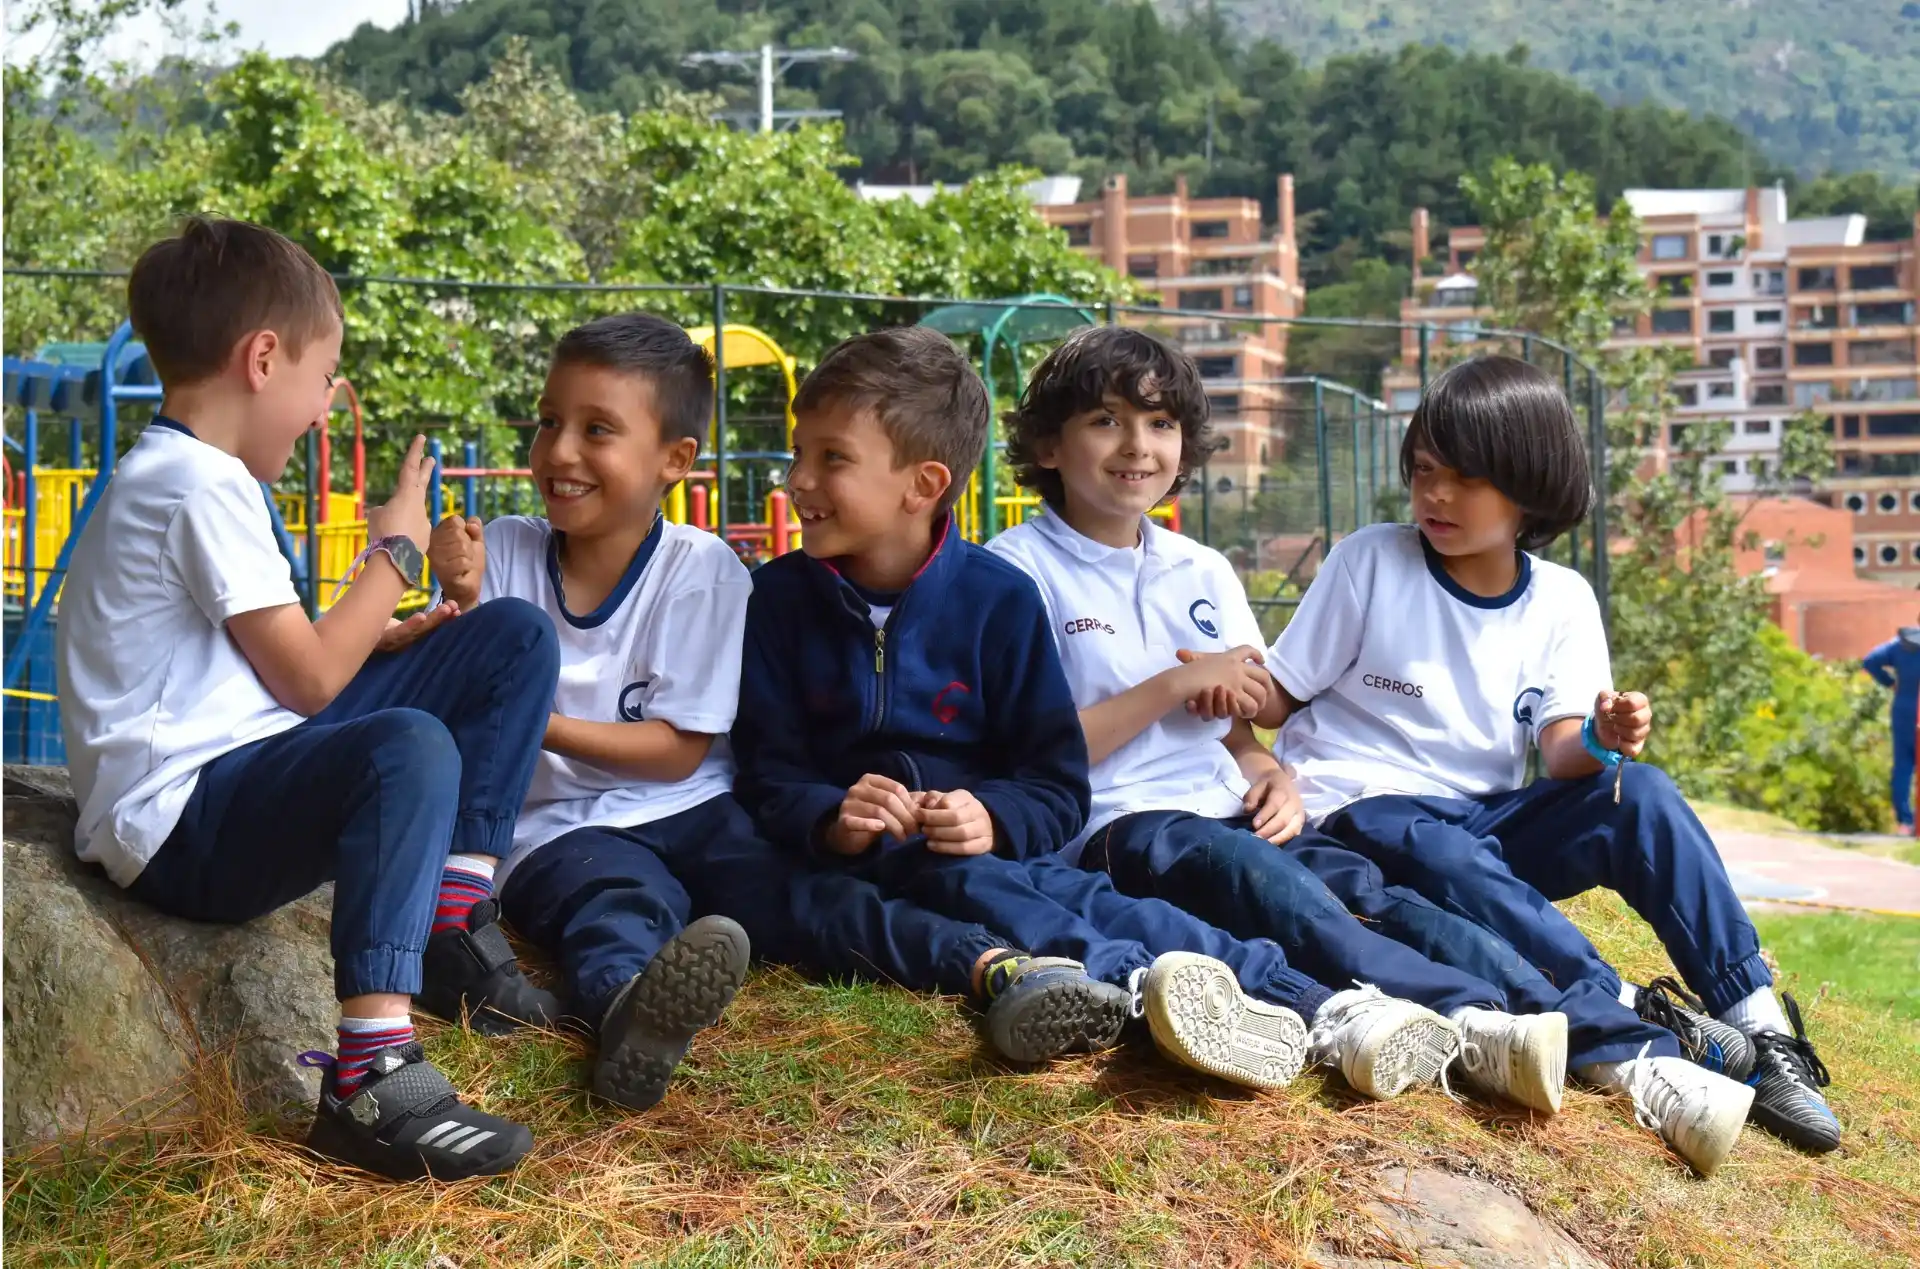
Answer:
374, 600, 459, 653
826, 773, 921, 855
1244, 767, 1305, 844
919, 789, 996, 855
1172, 646, 1270, 721
429, 514, 486, 608
1594, 690, 1652, 759
365, 435, 435, 552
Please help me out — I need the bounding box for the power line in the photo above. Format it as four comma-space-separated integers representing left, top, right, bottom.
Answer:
680, 44, 858, 134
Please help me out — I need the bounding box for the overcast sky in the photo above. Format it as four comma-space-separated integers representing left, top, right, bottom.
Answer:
10, 0, 413, 69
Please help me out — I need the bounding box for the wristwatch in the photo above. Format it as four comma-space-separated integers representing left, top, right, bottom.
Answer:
367, 535, 425, 589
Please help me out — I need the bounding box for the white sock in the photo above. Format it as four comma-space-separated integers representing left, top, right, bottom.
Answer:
1618, 981, 1638, 1008
1717, 986, 1790, 1036
1576, 1058, 1637, 1092
444, 853, 496, 881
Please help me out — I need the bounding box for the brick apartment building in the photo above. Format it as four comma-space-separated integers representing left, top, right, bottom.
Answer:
1036, 173, 1307, 491
1391, 188, 1920, 610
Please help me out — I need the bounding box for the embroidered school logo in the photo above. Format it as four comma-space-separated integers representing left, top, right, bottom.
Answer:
1512, 687, 1544, 728
931, 681, 971, 725
1064, 616, 1116, 635
618, 680, 651, 722
1188, 598, 1219, 638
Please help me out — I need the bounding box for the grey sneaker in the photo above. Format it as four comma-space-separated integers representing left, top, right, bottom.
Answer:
592, 915, 750, 1111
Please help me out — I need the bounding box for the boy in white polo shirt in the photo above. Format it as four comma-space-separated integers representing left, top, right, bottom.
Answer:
57, 218, 559, 1182
988, 326, 1575, 1112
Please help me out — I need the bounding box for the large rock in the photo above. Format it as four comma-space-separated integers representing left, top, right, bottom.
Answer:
3, 766, 336, 1150
1315, 1166, 1607, 1269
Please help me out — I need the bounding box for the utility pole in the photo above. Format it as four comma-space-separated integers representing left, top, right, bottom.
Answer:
681, 43, 858, 133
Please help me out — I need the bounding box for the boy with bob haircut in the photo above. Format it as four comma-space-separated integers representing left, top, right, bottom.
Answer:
59, 217, 560, 1181
990, 326, 1581, 1110
432, 313, 1108, 1103
732, 327, 1465, 1097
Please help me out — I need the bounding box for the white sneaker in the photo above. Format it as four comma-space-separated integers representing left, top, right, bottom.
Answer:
1307, 985, 1462, 1100
1588, 1048, 1756, 1176
1141, 952, 1308, 1090
1453, 1008, 1568, 1114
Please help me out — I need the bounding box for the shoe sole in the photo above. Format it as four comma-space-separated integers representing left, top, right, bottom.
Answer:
1749, 1092, 1843, 1154
1144, 953, 1306, 1090
306, 1107, 532, 1182
592, 916, 750, 1112
1671, 1078, 1756, 1177
989, 975, 1131, 1063
1501, 1013, 1569, 1114
1341, 1006, 1461, 1101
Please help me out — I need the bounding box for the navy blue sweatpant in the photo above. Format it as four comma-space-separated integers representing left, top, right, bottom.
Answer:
1083, 812, 1509, 1021
499, 794, 1008, 1020
131, 598, 560, 1000
1325, 766, 1769, 1057
843, 844, 1334, 1020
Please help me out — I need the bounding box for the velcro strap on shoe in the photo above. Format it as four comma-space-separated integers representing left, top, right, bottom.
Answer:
348, 1056, 458, 1132
465, 918, 517, 975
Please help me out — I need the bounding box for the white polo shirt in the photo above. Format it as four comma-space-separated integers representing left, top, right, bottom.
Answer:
482, 514, 748, 881
57, 423, 304, 886
1267, 522, 1612, 823
988, 509, 1256, 860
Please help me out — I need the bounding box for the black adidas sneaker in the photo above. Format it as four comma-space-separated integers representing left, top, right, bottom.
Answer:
304, 1043, 532, 1181
1745, 993, 1841, 1154
592, 915, 751, 1111
418, 899, 561, 1036
1633, 977, 1756, 1079
980, 954, 1134, 1063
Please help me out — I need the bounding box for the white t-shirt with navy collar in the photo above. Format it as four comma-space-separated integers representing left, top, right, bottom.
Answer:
57, 421, 304, 886
481, 514, 749, 881
1267, 522, 1612, 823
988, 508, 1257, 860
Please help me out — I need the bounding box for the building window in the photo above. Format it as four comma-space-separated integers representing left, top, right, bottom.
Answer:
1757, 269, 1786, 296
1850, 338, 1916, 366
1881, 493, 1901, 513
1910, 542, 1920, 563
1798, 266, 1838, 291
1841, 377, 1918, 403
1232, 285, 1254, 308
1709, 381, 1736, 399
1763, 541, 1787, 565
1207, 394, 1240, 415
1708, 310, 1736, 334
1721, 459, 1741, 475
1193, 220, 1230, 239
1755, 309, 1782, 325
1651, 309, 1693, 335
1126, 255, 1158, 279
1709, 348, 1738, 369
1867, 413, 1920, 437
1802, 305, 1840, 329
1707, 270, 1736, 287
1755, 346, 1784, 370
1611, 315, 1637, 336
1196, 356, 1237, 379
1179, 289, 1224, 311
1671, 384, 1700, 407
1743, 418, 1773, 435
1843, 415, 1862, 437
1707, 234, 1732, 257
1854, 301, 1914, 327
1657, 273, 1693, 298
1850, 264, 1900, 291
1668, 423, 1691, 446
1063, 223, 1092, 246
1854, 543, 1869, 564
1793, 382, 1833, 406
1752, 383, 1787, 405
1651, 234, 1688, 261
1846, 492, 1869, 513
1795, 343, 1835, 367
1909, 491, 1920, 513
1881, 544, 1903, 564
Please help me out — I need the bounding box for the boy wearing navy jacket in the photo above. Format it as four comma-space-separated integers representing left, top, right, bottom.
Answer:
732, 327, 1465, 1098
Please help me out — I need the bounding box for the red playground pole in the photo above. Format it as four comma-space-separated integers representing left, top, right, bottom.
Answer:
769, 489, 792, 556
690, 483, 710, 532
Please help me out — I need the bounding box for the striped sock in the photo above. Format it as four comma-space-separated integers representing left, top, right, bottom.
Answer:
335, 1016, 415, 1098
432, 855, 496, 935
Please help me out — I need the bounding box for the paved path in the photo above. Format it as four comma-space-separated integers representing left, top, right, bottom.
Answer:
1707, 826, 1920, 917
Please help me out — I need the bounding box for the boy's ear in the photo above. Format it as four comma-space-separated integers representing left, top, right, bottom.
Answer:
660, 435, 701, 485
240, 329, 279, 393
1032, 433, 1062, 471
902, 459, 954, 514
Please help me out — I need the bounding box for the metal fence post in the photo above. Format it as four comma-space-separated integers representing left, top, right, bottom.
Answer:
304, 428, 320, 616
712, 283, 729, 535
1313, 378, 1333, 551
1589, 367, 1611, 625
1418, 324, 1431, 388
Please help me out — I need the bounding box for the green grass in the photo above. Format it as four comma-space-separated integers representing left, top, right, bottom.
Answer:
6, 894, 1920, 1267
1752, 912, 1920, 1023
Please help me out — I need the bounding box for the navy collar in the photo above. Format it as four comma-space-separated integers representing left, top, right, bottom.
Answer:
546, 513, 664, 629
150, 416, 195, 438
1419, 531, 1530, 610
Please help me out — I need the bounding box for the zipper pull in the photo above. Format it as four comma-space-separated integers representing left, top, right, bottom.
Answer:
875, 628, 886, 674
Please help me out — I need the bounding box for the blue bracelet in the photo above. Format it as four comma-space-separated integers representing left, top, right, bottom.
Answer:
1581, 714, 1625, 768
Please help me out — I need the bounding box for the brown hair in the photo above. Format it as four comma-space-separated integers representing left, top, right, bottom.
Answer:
127, 216, 343, 387
794, 326, 989, 515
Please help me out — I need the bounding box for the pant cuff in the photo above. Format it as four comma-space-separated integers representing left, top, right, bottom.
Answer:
950, 929, 1004, 997
1695, 950, 1774, 1018
453, 808, 517, 862
1270, 967, 1333, 1020
337, 943, 424, 1000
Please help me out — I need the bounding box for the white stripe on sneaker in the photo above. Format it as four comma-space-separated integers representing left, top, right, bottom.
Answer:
433, 1126, 480, 1152
416, 1120, 464, 1147
448, 1130, 496, 1155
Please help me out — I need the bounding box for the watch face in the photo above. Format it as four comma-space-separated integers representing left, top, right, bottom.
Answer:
382, 536, 424, 586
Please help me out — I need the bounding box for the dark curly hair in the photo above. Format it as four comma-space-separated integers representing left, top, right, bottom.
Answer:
1400, 355, 1593, 551
1005, 326, 1223, 512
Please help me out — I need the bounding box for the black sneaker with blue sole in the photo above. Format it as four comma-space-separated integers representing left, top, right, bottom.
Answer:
1745, 992, 1841, 1154
1632, 976, 1756, 1079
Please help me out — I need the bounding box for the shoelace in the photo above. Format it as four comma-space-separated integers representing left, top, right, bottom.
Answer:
1753, 992, 1831, 1089
1619, 1041, 1671, 1134
1126, 966, 1148, 1020
1632, 977, 1712, 1051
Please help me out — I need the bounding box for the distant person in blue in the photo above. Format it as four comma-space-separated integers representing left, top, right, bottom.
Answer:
1862, 621, 1920, 830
